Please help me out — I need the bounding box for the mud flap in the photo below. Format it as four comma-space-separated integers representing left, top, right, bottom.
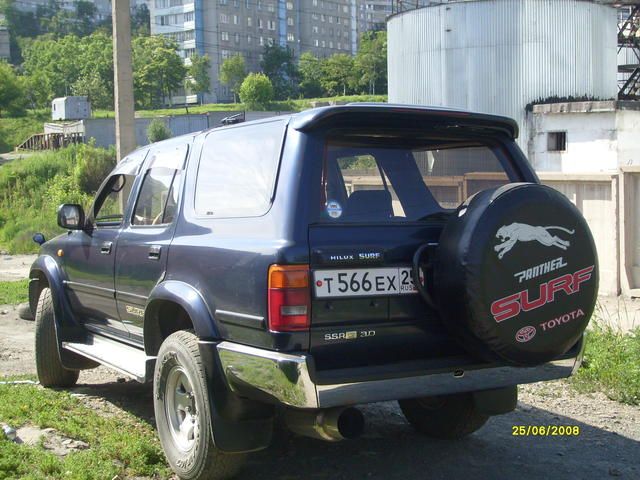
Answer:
198, 341, 275, 453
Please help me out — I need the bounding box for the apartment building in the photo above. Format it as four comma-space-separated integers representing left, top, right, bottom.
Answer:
356, 0, 389, 35
151, 0, 384, 103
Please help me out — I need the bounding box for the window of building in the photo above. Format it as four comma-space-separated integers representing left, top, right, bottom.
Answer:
287, 32, 294, 41
247, 16, 252, 26
321, 40, 325, 47
195, 120, 286, 218
184, 11, 194, 22
328, 15, 333, 23
329, 41, 333, 48
155, 0, 168, 7
312, 13, 318, 20
286, 1, 293, 9
235, 32, 240, 43
132, 168, 181, 226
184, 48, 196, 58
258, 18, 263, 28
343, 5, 348, 12
221, 31, 229, 41
259, 36, 264, 45
220, 13, 229, 23
312, 0, 317, 5
221, 49, 231, 58
233, 0, 239, 6
548, 132, 567, 152
257, 0, 262, 9
267, 37, 274, 46
314, 39, 319, 46
220, 0, 227, 4
337, 41, 341, 49
267, 3, 275, 12
267, 19, 276, 30
247, 34, 252, 43
233, 14, 238, 24
320, 14, 325, 22
312, 25, 318, 33
287, 16, 294, 26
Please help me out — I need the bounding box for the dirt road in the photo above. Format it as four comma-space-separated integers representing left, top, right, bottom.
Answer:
1, 306, 638, 480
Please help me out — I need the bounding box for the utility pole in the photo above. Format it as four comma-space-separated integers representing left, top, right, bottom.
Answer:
112, 0, 136, 161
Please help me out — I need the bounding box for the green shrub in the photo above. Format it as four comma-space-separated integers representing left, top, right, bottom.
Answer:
572, 325, 640, 405
239, 73, 274, 110
147, 119, 172, 143
73, 143, 117, 194
0, 144, 112, 253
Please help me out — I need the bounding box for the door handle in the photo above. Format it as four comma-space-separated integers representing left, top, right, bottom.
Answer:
148, 245, 162, 260
100, 242, 112, 255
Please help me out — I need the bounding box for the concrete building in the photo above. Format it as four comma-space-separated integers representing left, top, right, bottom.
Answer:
356, 0, 389, 35
150, 0, 374, 103
0, 15, 9, 61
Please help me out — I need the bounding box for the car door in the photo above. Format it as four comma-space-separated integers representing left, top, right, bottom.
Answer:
114, 140, 190, 342
63, 151, 147, 337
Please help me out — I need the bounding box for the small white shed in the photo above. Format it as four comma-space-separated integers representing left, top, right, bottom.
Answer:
51, 96, 91, 121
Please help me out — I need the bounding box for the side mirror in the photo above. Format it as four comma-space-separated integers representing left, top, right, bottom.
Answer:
57, 204, 85, 230
32, 233, 46, 245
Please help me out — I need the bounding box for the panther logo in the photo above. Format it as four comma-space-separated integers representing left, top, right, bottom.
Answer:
494, 223, 575, 259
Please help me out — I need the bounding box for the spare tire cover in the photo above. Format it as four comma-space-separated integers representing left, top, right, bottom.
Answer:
433, 183, 598, 366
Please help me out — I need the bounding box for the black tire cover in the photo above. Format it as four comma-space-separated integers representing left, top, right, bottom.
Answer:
433, 183, 598, 366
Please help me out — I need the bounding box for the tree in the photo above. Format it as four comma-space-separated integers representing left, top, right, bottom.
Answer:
219, 54, 246, 103
321, 54, 356, 96
260, 44, 298, 100
239, 73, 273, 110
147, 119, 172, 143
189, 54, 211, 104
0, 61, 25, 117
354, 31, 387, 95
298, 51, 324, 98
133, 36, 187, 108
131, 3, 150, 36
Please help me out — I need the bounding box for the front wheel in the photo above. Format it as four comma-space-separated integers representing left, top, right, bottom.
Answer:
34, 287, 79, 387
154, 330, 245, 480
398, 392, 489, 439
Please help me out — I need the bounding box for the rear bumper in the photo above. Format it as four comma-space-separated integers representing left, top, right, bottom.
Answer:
216, 338, 585, 409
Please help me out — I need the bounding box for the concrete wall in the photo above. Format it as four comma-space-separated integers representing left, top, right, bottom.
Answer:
528, 102, 640, 173
539, 173, 619, 295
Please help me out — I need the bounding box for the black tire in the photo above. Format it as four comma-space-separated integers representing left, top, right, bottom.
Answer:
34, 288, 79, 388
154, 330, 245, 480
18, 302, 34, 321
398, 393, 489, 439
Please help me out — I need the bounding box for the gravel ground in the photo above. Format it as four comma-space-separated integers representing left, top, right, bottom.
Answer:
0, 254, 37, 281
1, 306, 639, 480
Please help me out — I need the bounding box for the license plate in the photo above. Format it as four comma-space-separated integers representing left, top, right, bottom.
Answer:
313, 267, 418, 298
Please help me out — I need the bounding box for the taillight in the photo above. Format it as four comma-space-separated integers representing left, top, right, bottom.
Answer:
268, 264, 310, 332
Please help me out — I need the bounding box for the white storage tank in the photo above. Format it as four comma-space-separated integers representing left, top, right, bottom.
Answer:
387, 0, 618, 160
51, 96, 92, 121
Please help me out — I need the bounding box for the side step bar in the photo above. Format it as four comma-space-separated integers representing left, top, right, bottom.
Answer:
62, 333, 155, 383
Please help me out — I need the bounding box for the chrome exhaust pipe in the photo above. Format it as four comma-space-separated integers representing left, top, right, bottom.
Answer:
284, 407, 364, 442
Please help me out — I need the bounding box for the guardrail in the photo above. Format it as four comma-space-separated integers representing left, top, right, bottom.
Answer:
16, 132, 84, 152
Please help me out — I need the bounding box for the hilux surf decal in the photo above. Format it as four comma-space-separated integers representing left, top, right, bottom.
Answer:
494, 223, 575, 259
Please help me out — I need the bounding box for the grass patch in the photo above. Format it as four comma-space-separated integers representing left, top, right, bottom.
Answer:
0, 280, 29, 305
0, 111, 50, 153
572, 325, 640, 405
0, 380, 169, 479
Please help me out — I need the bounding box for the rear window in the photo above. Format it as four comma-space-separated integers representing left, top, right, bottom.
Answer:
195, 119, 286, 218
320, 134, 513, 222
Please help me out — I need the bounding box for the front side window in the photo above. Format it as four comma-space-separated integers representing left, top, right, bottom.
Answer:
93, 174, 136, 227
320, 132, 513, 223
133, 168, 181, 226
195, 120, 286, 218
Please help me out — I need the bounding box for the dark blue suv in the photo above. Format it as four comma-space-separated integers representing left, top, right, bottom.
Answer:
30, 104, 598, 480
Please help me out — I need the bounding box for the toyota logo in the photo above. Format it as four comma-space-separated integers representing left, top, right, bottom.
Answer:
515, 325, 537, 343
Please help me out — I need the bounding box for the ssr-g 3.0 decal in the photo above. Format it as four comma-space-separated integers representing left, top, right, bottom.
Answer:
490, 265, 595, 323
494, 223, 575, 259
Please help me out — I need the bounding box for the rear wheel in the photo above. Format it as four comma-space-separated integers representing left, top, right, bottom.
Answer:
398, 393, 489, 439
154, 330, 245, 480
34, 287, 79, 388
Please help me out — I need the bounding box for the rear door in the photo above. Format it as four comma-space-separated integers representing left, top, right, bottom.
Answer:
308, 131, 517, 370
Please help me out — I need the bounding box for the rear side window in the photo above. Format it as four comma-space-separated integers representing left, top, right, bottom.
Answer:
195, 120, 286, 218
321, 134, 513, 222
132, 168, 181, 226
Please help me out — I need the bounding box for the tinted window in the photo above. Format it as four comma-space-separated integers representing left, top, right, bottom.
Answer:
132, 168, 180, 226
321, 134, 513, 222
195, 120, 286, 218
93, 174, 136, 226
